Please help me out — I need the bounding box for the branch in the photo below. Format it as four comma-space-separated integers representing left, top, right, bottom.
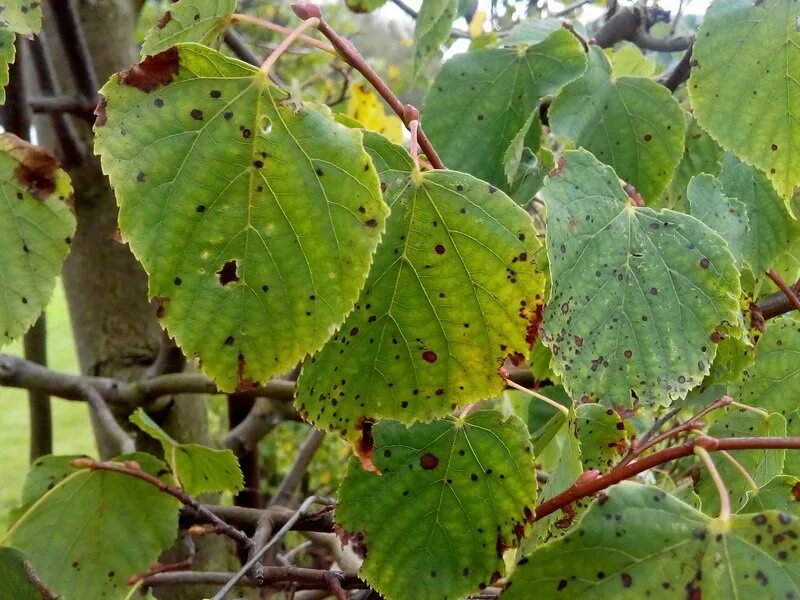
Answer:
50, 0, 100, 100
271, 428, 326, 507
533, 436, 800, 522
292, 2, 446, 170
23, 560, 58, 600
223, 29, 261, 66
143, 567, 366, 591
192, 503, 334, 533
28, 95, 95, 120
592, 5, 690, 52
765, 270, 800, 313
78, 383, 135, 455
24, 317, 53, 461
71, 458, 252, 548
758, 278, 800, 319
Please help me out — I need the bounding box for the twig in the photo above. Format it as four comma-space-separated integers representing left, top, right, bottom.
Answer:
28, 95, 95, 120
759, 278, 800, 318
78, 383, 135, 455
232, 13, 335, 54
24, 317, 52, 461
192, 503, 334, 533
503, 376, 569, 417
212, 496, 328, 599
729, 401, 769, 419
71, 458, 252, 548
23, 560, 58, 600
224, 28, 261, 66
533, 435, 800, 522
292, 2, 446, 170
271, 429, 327, 507
50, 0, 100, 100
143, 567, 365, 590
260, 17, 320, 73
126, 557, 193, 585
718, 450, 759, 493
658, 42, 693, 93
695, 446, 730, 520
766, 269, 800, 313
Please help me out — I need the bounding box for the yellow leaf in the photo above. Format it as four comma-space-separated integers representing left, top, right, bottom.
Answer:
469, 10, 486, 39
346, 84, 404, 144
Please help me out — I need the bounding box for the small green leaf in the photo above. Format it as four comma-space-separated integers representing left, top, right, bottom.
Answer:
422, 29, 586, 188
689, 0, 800, 201
297, 134, 543, 439
141, 0, 235, 57
658, 114, 723, 211
0, 1, 42, 104
549, 46, 686, 202
0, 547, 40, 600
741, 475, 800, 516
130, 408, 243, 495
687, 173, 749, 267
0, 134, 76, 347
540, 149, 742, 408
694, 407, 786, 514
503, 113, 541, 187
3, 454, 180, 599
507, 482, 800, 599
94, 44, 388, 391
336, 410, 537, 600
605, 42, 659, 77
413, 0, 459, 76
718, 153, 800, 276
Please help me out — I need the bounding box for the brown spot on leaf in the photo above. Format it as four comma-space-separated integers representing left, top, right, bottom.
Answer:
217, 260, 240, 285
156, 10, 172, 28
118, 47, 179, 93
422, 350, 437, 363
420, 453, 439, 470
355, 418, 380, 474
7, 134, 60, 200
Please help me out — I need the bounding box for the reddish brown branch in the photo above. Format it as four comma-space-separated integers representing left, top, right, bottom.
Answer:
291, 2, 446, 170
765, 270, 800, 314
534, 436, 800, 522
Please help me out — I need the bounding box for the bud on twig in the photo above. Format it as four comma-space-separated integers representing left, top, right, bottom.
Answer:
291, 2, 322, 20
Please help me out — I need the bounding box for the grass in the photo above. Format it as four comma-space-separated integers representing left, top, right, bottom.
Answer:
0, 282, 94, 520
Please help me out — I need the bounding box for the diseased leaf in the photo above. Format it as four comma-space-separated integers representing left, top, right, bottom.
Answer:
549, 46, 686, 202
0, 0, 42, 104
0, 547, 40, 600
741, 475, 800, 516
21, 454, 82, 507
540, 149, 742, 407
687, 173, 749, 267
694, 407, 785, 514
689, 0, 800, 201
422, 29, 586, 188
718, 153, 800, 276
658, 114, 724, 212
413, 0, 459, 76
130, 408, 243, 495
336, 410, 537, 600
0, 134, 75, 347
141, 0, 235, 57
94, 44, 388, 391
507, 482, 800, 599
576, 404, 630, 473
296, 133, 543, 439
3, 454, 180, 599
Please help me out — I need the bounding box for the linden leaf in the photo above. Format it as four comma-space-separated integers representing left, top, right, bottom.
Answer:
540, 149, 742, 407
346, 84, 404, 144
687, 173, 749, 268
0, 0, 43, 104
742, 475, 800, 516
413, 0, 459, 76
507, 482, 800, 599
345, 0, 388, 12
0, 134, 75, 347
422, 28, 586, 188
689, 0, 800, 201
130, 408, 243, 495
336, 410, 537, 600
141, 0, 235, 57
549, 46, 686, 202
296, 133, 543, 439
93, 44, 388, 391
605, 42, 659, 77
3, 454, 179, 599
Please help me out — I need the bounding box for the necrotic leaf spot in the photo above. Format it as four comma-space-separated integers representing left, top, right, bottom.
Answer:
217, 260, 240, 285
420, 453, 439, 469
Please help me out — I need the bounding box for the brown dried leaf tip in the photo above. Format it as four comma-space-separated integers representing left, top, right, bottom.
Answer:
355, 417, 380, 475
119, 47, 180, 93
5, 133, 61, 200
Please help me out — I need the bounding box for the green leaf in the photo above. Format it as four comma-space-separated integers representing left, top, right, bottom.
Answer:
336, 410, 537, 600
3, 455, 180, 599
540, 149, 742, 407
296, 134, 543, 439
502, 18, 563, 46
507, 482, 800, 599
0, 547, 40, 600
734, 314, 800, 419
605, 43, 659, 77
508, 146, 554, 207
130, 408, 243, 495
549, 46, 686, 202
694, 407, 786, 514
576, 404, 630, 473
687, 173, 749, 268
741, 475, 800, 516
718, 153, 800, 276
21, 454, 82, 507
689, 0, 800, 201
140, 0, 235, 57
0, 134, 76, 347
658, 114, 723, 211
503, 112, 541, 187
94, 44, 388, 391
422, 29, 586, 188
346, 0, 388, 12
0, 1, 42, 104
413, 0, 459, 76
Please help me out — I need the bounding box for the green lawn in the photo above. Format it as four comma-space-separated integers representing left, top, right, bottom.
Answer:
0, 283, 94, 518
